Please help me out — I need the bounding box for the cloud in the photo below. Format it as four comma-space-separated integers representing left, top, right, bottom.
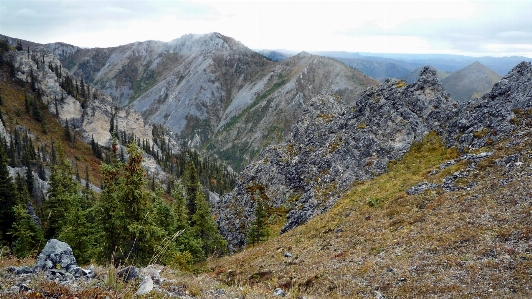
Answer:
1, 0, 532, 56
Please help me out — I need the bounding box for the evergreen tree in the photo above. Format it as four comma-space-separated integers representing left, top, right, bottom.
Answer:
247, 199, 270, 246
64, 118, 72, 142
97, 158, 124, 264
169, 183, 204, 263
0, 141, 15, 247
10, 203, 44, 258
191, 189, 227, 256
43, 141, 79, 239
184, 160, 200, 221
25, 166, 35, 198
16, 40, 23, 51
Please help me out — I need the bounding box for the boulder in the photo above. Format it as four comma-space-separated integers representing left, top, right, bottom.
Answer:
34, 239, 77, 273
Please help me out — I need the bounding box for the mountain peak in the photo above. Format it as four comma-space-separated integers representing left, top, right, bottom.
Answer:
442, 61, 502, 102
167, 32, 249, 55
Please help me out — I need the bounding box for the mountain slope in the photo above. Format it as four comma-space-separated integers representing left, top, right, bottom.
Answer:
206, 52, 376, 170
442, 61, 502, 102
51, 33, 377, 171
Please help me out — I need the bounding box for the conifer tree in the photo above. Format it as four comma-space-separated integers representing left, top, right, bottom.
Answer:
169, 182, 204, 263
0, 140, 15, 247
247, 199, 270, 246
64, 118, 72, 142
43, 141, 79, 239
184, 160, 200, 221
191, 189, 227, 256
10, 173, 44, 258
11, 203, 44, 258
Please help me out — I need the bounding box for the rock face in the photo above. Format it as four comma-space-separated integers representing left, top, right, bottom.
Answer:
10, 47, 153, 149
443, 61, 532, 150
51, 33, 376, 170
215, 67, 456, 250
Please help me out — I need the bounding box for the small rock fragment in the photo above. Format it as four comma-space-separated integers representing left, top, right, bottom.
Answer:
117, 266, 140, 282
136, 275, 154, 295
273, 287, 286, 297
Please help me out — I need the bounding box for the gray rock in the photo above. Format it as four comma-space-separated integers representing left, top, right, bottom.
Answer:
273, 288, 286, 297
407, 182, 439, 195
13, 266, 33, 275
34, 239, 77, 273
136, 275, 154, 295
117, 266, 140, 282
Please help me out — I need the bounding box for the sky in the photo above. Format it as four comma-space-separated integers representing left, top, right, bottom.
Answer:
1, 0, 532, 57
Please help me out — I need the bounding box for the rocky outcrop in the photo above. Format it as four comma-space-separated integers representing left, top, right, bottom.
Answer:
11, 47, 153, 149
215, 67, 456, 251
5, 239, 96, 281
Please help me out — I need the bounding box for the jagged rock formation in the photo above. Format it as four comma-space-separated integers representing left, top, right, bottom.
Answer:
215, 67, 456, 250
441, 61, 502, 102
403, 65, 449, 83
50, 33, 376, 170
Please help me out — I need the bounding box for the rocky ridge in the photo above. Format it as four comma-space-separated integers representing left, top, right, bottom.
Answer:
10, 47, 153, 147
215, 67, 457, 250
5, 46, 166, 179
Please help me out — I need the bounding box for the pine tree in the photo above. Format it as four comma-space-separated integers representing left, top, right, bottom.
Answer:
0, 141, 15, 247
247, 199, 270, 246
64, 119, 72, 142
191, 189, 227, 256
184, 160, 200, 221
43, 141, 79, 239
25, 166, 35, 198
11, 203, 44, 258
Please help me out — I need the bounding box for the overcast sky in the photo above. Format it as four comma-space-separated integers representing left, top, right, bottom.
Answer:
1, 0, 532, 57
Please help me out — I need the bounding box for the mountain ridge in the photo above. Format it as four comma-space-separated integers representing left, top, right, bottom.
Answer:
47, 33, 376, 171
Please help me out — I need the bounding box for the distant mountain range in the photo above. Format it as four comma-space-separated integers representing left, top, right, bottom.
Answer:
313, 51, 530, 76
